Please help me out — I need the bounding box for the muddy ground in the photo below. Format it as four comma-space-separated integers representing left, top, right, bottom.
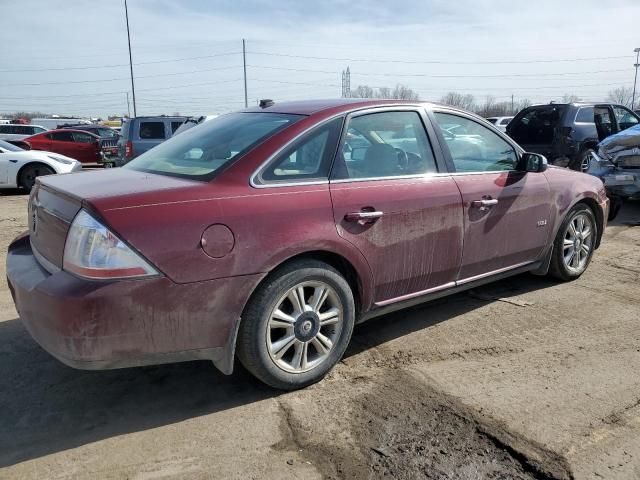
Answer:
0, 189, 639, 480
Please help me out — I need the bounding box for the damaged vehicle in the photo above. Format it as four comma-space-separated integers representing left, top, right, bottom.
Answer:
6, 99, 609, 391
585, 123, 640, 220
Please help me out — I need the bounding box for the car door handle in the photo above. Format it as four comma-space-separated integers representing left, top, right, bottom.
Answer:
344, 210, 384, 223
471, 199, 499, 211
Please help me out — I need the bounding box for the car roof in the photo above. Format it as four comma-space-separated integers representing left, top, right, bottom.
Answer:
44, 128, 99, 136
242, 98, 443, 116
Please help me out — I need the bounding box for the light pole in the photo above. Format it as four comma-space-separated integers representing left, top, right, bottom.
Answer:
124, 0, 137, 117
632, 47, 640, 110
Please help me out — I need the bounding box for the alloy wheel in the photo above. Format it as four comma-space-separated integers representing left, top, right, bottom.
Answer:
562, 212, 594, 274
266, 281, 343, 373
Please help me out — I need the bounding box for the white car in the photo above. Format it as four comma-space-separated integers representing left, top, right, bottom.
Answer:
0, 140, 81, 192
0, 124, 48, 141
486, 116, 513, 132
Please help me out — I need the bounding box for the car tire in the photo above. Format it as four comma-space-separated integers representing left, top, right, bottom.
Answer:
103, 162, 115, 169
608, 195, 623, 221
236, 259, 355, 390
19, 164, 54, 193
549, 203, 597, 281
573, 148, 596, 172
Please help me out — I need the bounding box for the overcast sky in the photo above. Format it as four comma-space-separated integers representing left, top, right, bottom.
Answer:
1, 0, 639, 118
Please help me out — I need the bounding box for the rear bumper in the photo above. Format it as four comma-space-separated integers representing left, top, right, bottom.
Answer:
6, 234, 263, 374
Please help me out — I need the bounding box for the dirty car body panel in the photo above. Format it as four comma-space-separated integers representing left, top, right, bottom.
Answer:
6, 99, 609, 376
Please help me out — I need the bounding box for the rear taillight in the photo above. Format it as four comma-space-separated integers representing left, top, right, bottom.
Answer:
125, 140, 133, 158
63, 210, 158, 280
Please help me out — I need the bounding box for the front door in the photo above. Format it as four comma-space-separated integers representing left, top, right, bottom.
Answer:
329, 109, 463, 304
431, 110, 552, 281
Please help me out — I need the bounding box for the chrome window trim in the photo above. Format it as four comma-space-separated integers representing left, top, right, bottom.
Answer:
249, 113, 345, 189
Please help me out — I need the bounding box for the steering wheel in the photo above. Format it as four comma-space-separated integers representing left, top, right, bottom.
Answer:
394, 148, 409, 171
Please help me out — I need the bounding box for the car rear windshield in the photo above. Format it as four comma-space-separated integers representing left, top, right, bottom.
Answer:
124, 112, 304, 180
508, 105, 566, 145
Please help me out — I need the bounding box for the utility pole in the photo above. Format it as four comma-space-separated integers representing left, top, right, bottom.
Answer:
242, 39, 248, 108
126, 92, 131, 117
124, 0, 137, 117
341, 67, 351, 98
632, 47, 640, 110
511, 94, 514, 114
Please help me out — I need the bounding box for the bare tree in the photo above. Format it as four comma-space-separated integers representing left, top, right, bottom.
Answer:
439, 92, 476, 111
351, 85, 375, 98
351, 84, 419, 101
607, 86, 634, 107
562, 94, 582, 103
390, 84, 420, 101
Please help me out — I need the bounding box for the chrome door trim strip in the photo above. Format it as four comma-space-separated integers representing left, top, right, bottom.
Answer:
374, 282, 456, 307
455, 261, 534, 286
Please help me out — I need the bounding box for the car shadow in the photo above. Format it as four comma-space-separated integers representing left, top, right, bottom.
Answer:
609, 197, 640, 226
0, 271, 560, 469
0, 188, 26, 197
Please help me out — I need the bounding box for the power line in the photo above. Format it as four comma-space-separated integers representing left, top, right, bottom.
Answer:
248, 51, 632, 65
0, 51, 240, 73
0, 66, 242, 87
247, 64, 629, 79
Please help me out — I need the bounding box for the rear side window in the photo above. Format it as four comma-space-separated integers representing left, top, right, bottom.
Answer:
499, 118, 511, 125
49, 131, 74, 142
125, 112, 303, 180
487, 118, 497, 124
0, 125, 10, 133
509, 106, 565, 145
171, 121, 183, 134
575, 107, 594, 123
72, 132, 95, 143
256, 117, 344, 184
139, 122, 165, 139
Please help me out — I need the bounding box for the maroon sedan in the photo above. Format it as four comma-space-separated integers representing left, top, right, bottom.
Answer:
7, 99, 609, 390
24, 129, 104, 164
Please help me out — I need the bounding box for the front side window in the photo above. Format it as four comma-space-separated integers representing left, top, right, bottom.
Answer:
139, 122, 165, 139
434, 112, 518, 173
613, 106, 639, 131
332, 110, 437, 180
125, 112, 303, 180
257, 117, 343, 184
32, 126, 47, 134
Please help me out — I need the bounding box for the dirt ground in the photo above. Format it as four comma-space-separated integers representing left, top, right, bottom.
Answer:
0, 189, 639, 480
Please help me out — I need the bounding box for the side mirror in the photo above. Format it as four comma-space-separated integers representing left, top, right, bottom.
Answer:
519, 152, 548, 173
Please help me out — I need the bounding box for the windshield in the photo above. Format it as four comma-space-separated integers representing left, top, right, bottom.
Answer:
0, 139, 24, 152
125, 112, 303, 180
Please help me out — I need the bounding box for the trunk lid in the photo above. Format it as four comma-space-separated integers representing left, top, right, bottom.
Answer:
30, 168, 204, 270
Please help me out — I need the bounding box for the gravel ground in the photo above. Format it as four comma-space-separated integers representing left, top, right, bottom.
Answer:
0, 188, 639, 479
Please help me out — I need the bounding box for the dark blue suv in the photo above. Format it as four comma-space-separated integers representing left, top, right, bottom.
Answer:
507, 102, 640, 171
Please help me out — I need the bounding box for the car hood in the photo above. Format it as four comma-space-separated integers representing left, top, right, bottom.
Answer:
598, 125, 640, 163
15, 150, 78, 164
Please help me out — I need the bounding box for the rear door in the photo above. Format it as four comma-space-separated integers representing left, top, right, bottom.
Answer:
329, 108, 463, 305
507, 105, 566, 160
71, 131, 98, 163
432, 109, 552, 280
47, 131, 76, 158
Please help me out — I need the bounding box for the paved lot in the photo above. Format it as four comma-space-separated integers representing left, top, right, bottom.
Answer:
0, 189, 639, 479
